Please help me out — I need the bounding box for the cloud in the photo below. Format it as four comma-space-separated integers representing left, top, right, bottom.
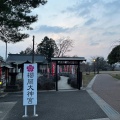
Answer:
88, 39, 100, 46
87, 37, 101, 46
89, 42, 99, 46
103, 31, 118, 36
104, 0, 120, 15
33, 25, 69, 33
32, 24, 80, 34
62, 0, 120, 21
84, 18, 97, 25
63, 0, 98, 17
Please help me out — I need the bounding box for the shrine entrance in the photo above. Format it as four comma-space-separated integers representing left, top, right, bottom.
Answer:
51, 57, 86, 91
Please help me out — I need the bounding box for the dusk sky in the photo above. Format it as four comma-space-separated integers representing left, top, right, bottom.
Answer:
0, 0, 120, 62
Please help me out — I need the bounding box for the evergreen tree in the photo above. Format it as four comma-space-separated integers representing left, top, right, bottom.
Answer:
36, 36, 58, 62
107, 45, 120, 64
0, 0, 47, 43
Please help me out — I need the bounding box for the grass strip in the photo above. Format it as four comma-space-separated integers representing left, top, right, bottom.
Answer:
82, 72, 95, 87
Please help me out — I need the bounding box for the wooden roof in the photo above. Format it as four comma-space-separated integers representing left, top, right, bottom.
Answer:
51, 57, 86, 61
6, 54, 47, 64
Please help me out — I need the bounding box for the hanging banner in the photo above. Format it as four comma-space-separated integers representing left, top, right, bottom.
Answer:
72, 65, 75, 74
0, 61, 1, 77
0, 61, 2, 86
59, 66, 62, 73
51, 62, 56, 76
57, 65, 59, 73
23, 64, 37, 106
47, 67, 50, 73
64, 65, 67, 72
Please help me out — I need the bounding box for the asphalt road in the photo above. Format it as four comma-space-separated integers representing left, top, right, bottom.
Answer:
0, 91, 107, 120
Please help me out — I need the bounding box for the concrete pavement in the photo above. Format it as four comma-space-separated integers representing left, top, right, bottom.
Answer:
0, 74, 120, 120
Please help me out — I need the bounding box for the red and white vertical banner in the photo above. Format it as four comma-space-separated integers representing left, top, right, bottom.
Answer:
51, 62, 56, 76
64, 65, 68, 72
72, 65, 75, 74
64, 65, 66, 72
69, 65, 71, 73
23, 64, 37, 106
47, 68, 50, 73
0, 61, 2, 85
57, 65, 59, 73
67, 65, 69, 72
0, 61, 1, 77
59, 66, 62, 73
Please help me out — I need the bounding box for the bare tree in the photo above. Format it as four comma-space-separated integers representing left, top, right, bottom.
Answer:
55, 37, 73, 57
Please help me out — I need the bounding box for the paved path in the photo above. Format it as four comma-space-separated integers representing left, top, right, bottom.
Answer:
58, 76, 74, 90
92, 74, 120, 114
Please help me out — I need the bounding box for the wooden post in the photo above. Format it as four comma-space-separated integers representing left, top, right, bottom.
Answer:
55, 61, 58, 91
77, 61, 80, 90
32, 36, 35, 63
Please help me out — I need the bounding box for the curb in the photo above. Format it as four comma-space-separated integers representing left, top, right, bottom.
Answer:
0, 92, 8, 98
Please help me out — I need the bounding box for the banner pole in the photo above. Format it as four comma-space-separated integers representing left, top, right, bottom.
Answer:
23, 105, 28, 117
33, 105, 38, 117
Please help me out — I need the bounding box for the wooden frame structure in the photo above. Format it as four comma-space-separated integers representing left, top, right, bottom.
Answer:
51, 57, 86, 91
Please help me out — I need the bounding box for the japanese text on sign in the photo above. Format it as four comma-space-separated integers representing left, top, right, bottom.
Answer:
23, 64, 37, 106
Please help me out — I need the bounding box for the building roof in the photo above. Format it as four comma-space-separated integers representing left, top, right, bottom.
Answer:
1, 65, 13, 69
51, 57, 86, 61
6, 54, 47, 64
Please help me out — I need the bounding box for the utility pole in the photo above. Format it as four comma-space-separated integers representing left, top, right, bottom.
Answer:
32, 36, 35, 63
5, 41, 7, 61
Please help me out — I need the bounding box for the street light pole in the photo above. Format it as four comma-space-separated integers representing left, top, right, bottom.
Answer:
93, 59, 96, 74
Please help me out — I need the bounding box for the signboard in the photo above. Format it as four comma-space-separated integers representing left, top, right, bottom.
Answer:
23, 64, 37, 106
